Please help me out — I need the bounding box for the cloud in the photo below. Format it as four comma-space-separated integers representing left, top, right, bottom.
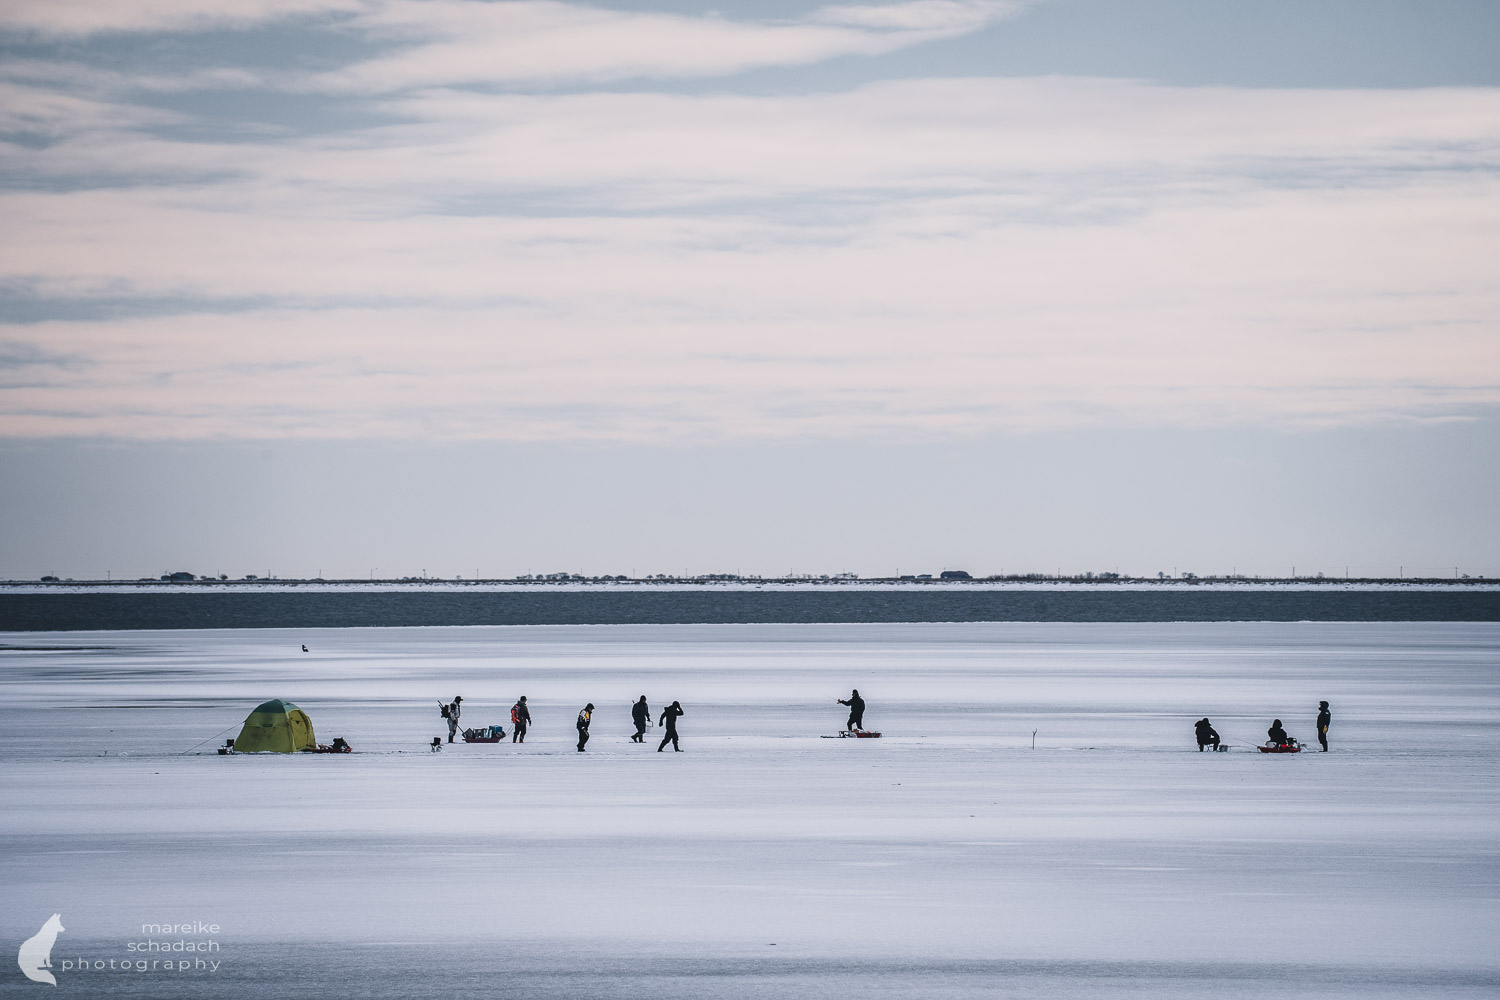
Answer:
313, 1, 1026, 91
2, 167, 1497, 438
10, 77, 1499, 203
2, 10, 1498, 441
0, 80, 204, 141
0, 1, 1027, 90
0, 0, 366, 37
813, 0, 1021, 31
3, 226, 1496, 436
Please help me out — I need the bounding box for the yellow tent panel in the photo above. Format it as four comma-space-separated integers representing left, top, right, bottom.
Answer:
234, 699, 316, 752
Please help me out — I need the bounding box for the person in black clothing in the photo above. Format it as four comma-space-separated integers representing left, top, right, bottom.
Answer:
658, 701, 684, 751
838, 689, 865, 732
1267, 719, 1291, 747
1194, 718, 1220, 751
576, 703, 593, 752
631, 696, 651, 743
511, 696, 530, 744
1316, 701, 1331, 751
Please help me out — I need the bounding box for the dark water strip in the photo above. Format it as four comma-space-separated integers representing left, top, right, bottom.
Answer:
7, 944, 1495, 1000
1, 589, 1496, 631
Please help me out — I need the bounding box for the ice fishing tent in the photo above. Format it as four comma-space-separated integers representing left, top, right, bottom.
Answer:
234, 699, 316, 752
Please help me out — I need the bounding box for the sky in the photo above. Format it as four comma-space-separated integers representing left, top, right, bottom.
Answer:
1, 0, 1497, 580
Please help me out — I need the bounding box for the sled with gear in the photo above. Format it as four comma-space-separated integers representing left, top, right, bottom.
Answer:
822, 731, 882, 738
462, 725, 507, 743
1259, 740, 1303, 753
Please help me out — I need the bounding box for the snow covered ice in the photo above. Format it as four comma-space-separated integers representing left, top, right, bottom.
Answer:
1, 621, 1497, 998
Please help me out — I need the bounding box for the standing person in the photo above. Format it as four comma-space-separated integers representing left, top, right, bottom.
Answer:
1267, 719, 1291, 747
1194, 718, 1220, 751
837, 689, 865, 732
444, 695, 462, 743
576, 703, 593, 752
511, 696, 531, 744
657, 701, 684, 752
631, 696, 651, 743
1316, 701, 1331, 751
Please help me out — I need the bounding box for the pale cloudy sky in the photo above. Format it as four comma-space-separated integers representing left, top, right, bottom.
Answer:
1, 1, 1497, 579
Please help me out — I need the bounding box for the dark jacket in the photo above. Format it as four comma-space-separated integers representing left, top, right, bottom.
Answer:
1195, 719, 1219, 743
632, 700, 650, 725
1317, 706, 1331, 730
659, 704, 684, 731
839, 694, 865, 715
1268, 723, 1290, 745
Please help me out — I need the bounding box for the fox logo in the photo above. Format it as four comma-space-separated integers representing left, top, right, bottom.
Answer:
17, 914, 64, 986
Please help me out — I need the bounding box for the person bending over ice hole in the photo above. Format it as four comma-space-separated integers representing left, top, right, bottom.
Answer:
576, 703, 593, 752
631, 696, 651, 743
1194, 718, 1220, 751
1267, 719, 1292, 747
1316, 701, 1331, 751
838, 689, 865, 732
658, 701, 684, 751
511, 696, 530, 743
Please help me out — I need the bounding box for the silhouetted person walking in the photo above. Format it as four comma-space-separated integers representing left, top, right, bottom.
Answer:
1267, 719, 1291, 747
1195, 718, 1220, 751
511, 696, 531, 743
576, 703, 593, 752
631, 696, 651, 743
838, 689, 865, 732
658, 701, 684, 751
1316, 701, 1331, 751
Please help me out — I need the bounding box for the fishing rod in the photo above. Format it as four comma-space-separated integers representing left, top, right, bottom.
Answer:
178, 724, 240, 755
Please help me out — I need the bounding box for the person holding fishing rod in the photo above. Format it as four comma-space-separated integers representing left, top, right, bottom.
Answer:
837, 689, 866, 732
440, 695, 462, 743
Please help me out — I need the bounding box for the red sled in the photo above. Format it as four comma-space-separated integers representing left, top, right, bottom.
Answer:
1259, 742, 1302, 753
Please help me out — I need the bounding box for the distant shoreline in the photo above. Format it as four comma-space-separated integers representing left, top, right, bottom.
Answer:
5, 584, 1497, 630
2, 577, 1495, 596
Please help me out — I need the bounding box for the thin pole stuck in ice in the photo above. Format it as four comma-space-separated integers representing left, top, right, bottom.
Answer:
180, 723, 240, 755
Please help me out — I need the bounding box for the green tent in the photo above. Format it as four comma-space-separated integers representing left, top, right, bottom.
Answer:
234, 699, 316, 752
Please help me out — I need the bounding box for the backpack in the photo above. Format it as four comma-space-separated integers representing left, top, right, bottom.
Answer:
511, 705, 520, 724
440, 701, 451, 720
